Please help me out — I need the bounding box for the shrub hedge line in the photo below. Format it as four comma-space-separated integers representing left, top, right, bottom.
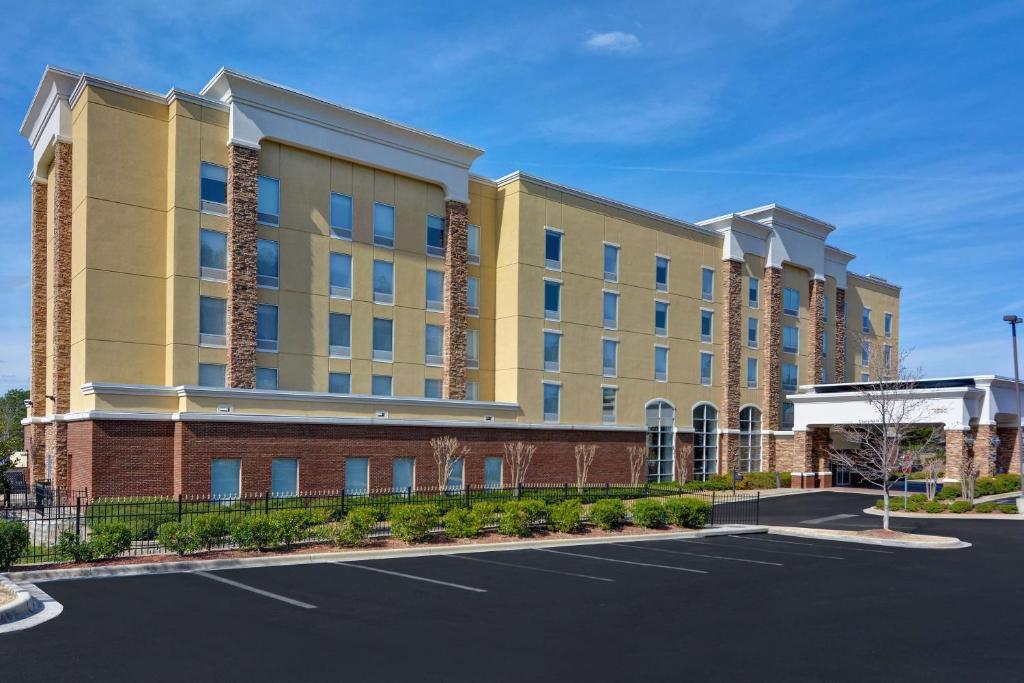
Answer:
875, 494, 1018, 514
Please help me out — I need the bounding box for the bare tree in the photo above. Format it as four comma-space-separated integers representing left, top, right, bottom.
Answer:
920, 450, 945, 502
431, 436, 470, 490
828, 346, 940, 530
627, 445, 646, 487
503, 442, 536, 488
574, 444, 596, 493
957, 444, 981, 503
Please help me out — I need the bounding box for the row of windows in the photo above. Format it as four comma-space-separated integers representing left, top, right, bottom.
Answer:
200, 162, 482, 260
862, 308, 895, 337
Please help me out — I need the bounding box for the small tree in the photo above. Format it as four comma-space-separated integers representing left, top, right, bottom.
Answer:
431, 436, 470, 491
957, 444, 981, 504
503, 442, 536, 489
574, 444, 596, 493
627, 445, 646, 487
920, 451, 944, 502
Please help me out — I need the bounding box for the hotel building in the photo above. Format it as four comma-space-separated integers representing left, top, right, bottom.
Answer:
19, 66, 901, 497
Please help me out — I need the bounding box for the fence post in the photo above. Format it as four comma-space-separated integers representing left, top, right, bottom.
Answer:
177, 494, 183, 523
264, 491, 270, 515
563, 483, 568, 500
516, 482, 522, 500
340, 489, 346, 516
711, 491, 716, 526
756, 491, 761, 525
75, 496, 82, 540
465, 483, 471, 509
407, 486, 412, 502
604, 482, 609, 496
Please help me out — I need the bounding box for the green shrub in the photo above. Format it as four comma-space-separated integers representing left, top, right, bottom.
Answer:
497, 502, 534, 537
470, 502, 501, 530
778, 472, 792, 488
517, 498, 548, 526
230, 516, 282, 551
190, 515, 229, 550
908, 493, 927, 503
924, 501, 947, 514
89, 523, 134, 559
590, 498, 627, 530
548, 500, 584, 533
56, 530, 94, 563
0, 520, 30, 571
949, 500, 972, 514
270, 509, 321, 546
443, 508, 483, 539
935, 484, 960, 500
998, 504, 1018, 515
630, 499, 667, 528
664, 497, 713, 528
906, 499, 926, 512
157, 522, 198, 556
84, 498, 178, 541
973, 502, 996, 513
324, 508, 379, 547
389, 504, 441, 543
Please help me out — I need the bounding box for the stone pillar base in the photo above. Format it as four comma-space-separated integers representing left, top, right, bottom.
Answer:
791, 472, 833, 488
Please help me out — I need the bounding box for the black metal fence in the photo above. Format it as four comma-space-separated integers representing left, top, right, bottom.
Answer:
2, 483, 760, 566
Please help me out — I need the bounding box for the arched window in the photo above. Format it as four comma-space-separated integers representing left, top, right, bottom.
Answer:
645, 401, 675, 482
739, 407, 763, 473
692, 404, 718, 480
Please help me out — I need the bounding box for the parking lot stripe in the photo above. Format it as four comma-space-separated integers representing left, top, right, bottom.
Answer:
193, 571, 317, 609
676, 539, 844, 560
332, 561, 487, 593
620, 543, 784, 567
446, 553, 615, 582
536, 548, 707, 574
801, 513, 857, 525
734, 535, 894, 554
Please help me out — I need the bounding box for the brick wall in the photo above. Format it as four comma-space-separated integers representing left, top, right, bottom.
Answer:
442, 200, 469, 399
226, 144, 259, 389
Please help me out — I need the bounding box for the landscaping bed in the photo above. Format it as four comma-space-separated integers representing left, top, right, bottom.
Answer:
875, 495, 1018, 515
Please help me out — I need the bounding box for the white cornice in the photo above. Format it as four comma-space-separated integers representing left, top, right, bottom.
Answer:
736, 203, 836, 239
848, 271, 902, 293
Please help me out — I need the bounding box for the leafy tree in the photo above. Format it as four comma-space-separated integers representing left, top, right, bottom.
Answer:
0, 388, 28, 495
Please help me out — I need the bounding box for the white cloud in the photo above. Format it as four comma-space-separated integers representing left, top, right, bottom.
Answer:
584, 31, 641, 53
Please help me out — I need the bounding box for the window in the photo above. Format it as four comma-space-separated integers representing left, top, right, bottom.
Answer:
748, 317, 759, 348
373, 203, 395, 248
602, 386, 617, 424
738, 407, 762, 473
484, 456, 503, 488
426, 270, 444, 311
392, 457, 414, 491
692, 404, 718, 481
861, 371, 870, 382
822, 331, 828, 357
748, 277, 759, 308
424, 378, 442, 399
330, 192, 353, 240
862, 341, 870, 365
655, 301, 669, 337
821, 367, 828, 384
602, 339, 618, 377
747, 357, 758, 388
884, 312, 893, 338
467, 224, 481, 264
781, 402, 795, 430
655, 256, 670, 292
467, 276, 480, 317
824, 295, 829, 322
200, 162, 227, 214
199, 229, 227, 281
211, 459, 240, 498
198, 363, 225, 387
270, 458, 298, 497
425, 324, 444, 366
544, 280, 561, 321
603, 243, 619, 282
883, 344, 892, 369
372, 260, 394, 304
782, 362, 798, 391
783, 288, 800, 317
542, 382, 560, 422
783, 325, 799, 354
700, 351, 713, 386
199, 296, 226, 346
257, 176, 280, 226
544, 228, 562, 270
466, 329, 480, 369
603, 291, 619, 330
256, 304, 279, 352
329, 313, 351, 358
328, 372, 351, 394
345, 457, 369, 494
257, 239, 279, 288
466, 381, 479, 400
446, 457, 465, 490
655, 346, 669, 382
647, 401, 676, 483
543, 331, 561, 372
330, 252, 352, 299
426, 214, 445, 257
701, 267, 714, 301
372, 375, 393, 396
700, 309, 713, 343
862, 307, 872, 333
372, 318, 393, 362
255, 367, 278, 390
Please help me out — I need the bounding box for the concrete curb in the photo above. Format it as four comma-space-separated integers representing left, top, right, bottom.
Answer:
8, 525, 768, 583
863, 506, 1023, 521
0, 575, 38, 625
768, 525, 969, 549
0, 582, 63, 634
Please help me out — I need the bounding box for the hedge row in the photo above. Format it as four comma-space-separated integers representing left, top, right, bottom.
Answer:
935, 474, 1021, 501
875, 495, 1018, 514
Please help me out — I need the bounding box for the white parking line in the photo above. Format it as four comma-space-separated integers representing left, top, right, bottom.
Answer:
677, 539, 844, 560
536, 548, 707, 574
620, 543, 784, 567
332, 561, 487, 593
446, 553, 615, 582
801, 513, 856, 525
736, 535, 894, 554
194, 571, 317, 609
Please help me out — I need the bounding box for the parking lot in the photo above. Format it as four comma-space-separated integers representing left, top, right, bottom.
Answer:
3, 492, 1023, 682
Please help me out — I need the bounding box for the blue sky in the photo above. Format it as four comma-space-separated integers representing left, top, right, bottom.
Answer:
1, 0, 1022, 391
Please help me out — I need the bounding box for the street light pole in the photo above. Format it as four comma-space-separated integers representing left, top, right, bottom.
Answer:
1004, 315, 1024, 512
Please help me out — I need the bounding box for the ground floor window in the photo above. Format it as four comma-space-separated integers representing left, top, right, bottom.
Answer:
646, 401, 675, 482
393, 457, 415, 491
447, 457, 465, 490
211, 458, 241, 498
345, 457, 369, 494
271, 458, 298, 497
738, 407, 762, 473
692, 404, 718, 480
484, 456, 503, 488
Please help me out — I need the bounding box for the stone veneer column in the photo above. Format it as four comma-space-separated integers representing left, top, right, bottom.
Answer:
46, 141, 72, 489
791, 427, 830, 488
944, 429, 968, 481
226, 144, 259, 389
834, 288, 846, 382
974, 424, 995, 477
720, 259, 743, 472
29, 178, 48, 484
997, 426, 1020, 475
442, 200, 469, 400
808, 278, 825, 384
761, 266, 783, 469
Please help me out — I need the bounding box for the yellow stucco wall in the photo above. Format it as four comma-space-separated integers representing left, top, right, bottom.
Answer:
846, 274, 901, 380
